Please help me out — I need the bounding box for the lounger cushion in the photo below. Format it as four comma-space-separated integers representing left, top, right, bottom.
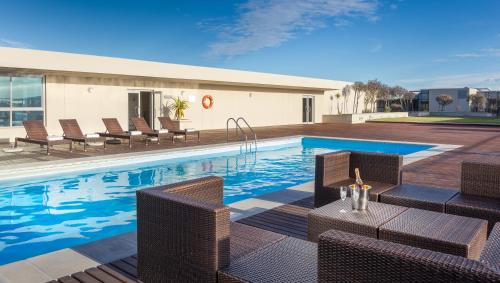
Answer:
158, 129, 169, 134
130, 131, 142, 136
47, 135, 64, 141
85, 133, 100, 138
185, 128, 197, 132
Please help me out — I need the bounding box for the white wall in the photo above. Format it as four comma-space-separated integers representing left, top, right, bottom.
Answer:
0, 75, 353, 141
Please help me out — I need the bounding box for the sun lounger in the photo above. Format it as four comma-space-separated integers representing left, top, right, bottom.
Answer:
59, 119, 106, 151
158, 116, 200, 142
131, 117, 173, 144
15, 120, 72, 155
99, 118, 148, 148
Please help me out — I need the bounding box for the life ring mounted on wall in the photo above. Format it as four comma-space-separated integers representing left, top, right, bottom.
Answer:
202, 95, 214, 109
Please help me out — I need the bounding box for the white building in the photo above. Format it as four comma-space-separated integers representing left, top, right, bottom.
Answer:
0, 47, 361, 142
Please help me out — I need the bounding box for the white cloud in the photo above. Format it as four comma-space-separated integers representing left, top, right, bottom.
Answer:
398, 72, 500, 90
452, 53, 484, 58
0, 38, 30, 48
482, 48, 500, 56
389, 4, 398, 10
205, 0, 379, 56
369, 42, 383, 53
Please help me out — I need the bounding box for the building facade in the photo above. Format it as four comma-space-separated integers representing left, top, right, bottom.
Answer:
0, 47, 358, 141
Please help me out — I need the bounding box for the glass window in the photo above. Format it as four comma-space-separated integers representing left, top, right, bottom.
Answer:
0, 76, 9, 107
12, 111, 43, 126
0, 111, 9, 127
12, 77, 42, 107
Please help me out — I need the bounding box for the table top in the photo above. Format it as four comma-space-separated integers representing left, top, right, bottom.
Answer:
381, 184, 458, 203
309, 198, 408, 228
380, 208, 487, 246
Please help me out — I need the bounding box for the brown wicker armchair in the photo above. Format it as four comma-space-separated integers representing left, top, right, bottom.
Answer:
136, 176, 285, 283
446, 161, 500, 234
315, 151, 403, 208
318, 227, 500, 282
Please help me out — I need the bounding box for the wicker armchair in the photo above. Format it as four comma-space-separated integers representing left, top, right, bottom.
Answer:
318, 228, 500, 282
136, 176, 285, 283
446, 161, 500, 234
315, 151, 403, 207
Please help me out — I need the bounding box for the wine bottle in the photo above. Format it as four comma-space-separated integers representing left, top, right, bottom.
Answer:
354, 168, 363, 189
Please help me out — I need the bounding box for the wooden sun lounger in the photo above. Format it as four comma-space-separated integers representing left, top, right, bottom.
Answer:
15, 120, 72, 155
131, 117, 174, 144
59, 119, 106, 151
158, 116, 200, 142
99, 118, 148, 148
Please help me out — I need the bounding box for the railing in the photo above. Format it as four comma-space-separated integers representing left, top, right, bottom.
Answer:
226, 117, 258, 152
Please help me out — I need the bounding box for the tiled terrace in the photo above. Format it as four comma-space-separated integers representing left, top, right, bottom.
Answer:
0, 122, 499, 282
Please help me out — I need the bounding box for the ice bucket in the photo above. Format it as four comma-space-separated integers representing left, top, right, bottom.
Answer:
349, 184, 372, 210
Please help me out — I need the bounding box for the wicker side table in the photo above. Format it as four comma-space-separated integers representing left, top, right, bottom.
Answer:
380, 183, 458, 212
308, 198, 408, 242
379, 208, 488, 259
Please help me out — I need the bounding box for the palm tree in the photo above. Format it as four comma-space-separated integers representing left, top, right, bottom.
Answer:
342, 85, 351, 114
170, 97, 189, 120
335, 92, 342, 115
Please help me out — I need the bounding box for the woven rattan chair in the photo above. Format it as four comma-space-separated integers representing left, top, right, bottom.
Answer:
59, 119, 106, 151
15, 120, 72, 155
446, 161, 500, 234
99, 118, 148, 148
318, 226, 500, 282
136, 176, 285, 283
314, 151, 402, 207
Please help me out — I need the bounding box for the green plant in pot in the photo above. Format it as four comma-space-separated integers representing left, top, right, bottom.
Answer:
170, 97, 189, 120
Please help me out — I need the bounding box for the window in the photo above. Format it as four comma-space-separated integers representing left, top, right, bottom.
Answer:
0, 76, 44, 127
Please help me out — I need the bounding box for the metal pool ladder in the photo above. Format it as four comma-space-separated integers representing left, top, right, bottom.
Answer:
226, 117, 257, 152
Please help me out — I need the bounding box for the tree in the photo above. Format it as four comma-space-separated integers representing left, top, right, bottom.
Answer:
435, 95, 453, 111
351, 81, 365, 113
469, 93, 486, 112
335, 92, 342, 115
402, 91, 417, 111
364, 79, 381, 113
341, 85, 351, 114
390, 86, 407, 110
377, 83, 392, 112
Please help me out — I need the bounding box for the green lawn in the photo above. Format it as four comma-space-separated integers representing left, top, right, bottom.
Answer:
374, 116, 500, 125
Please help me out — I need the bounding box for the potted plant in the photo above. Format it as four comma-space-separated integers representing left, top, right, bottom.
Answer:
170, 97, 189, 120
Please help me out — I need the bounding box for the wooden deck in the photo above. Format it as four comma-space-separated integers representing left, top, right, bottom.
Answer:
49, 197, 315, 283
8, 122, 500, 188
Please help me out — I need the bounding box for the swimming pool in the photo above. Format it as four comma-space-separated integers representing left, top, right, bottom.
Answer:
0, 137, 434, 264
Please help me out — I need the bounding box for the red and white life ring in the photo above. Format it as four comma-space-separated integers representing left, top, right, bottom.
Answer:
202, 95, 214, 109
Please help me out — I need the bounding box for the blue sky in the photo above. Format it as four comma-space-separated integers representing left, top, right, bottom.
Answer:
1, 0, 500, 90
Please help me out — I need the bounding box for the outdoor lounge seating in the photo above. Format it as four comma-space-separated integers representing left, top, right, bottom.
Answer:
100, 118, 148, 148
131, 117, 173, 144
136, 176, 287, 282
158, 116, 200, 142
446, 161, 500, 234
314, 151, 402, 207
317, 225, 500, 282
15, 120, 72, 155
59, 119, 106, 151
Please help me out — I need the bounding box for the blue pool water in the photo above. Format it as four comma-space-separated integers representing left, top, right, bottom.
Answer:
0, 137, 433, 264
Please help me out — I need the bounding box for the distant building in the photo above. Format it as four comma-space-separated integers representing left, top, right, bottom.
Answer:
413, 87, 498, 116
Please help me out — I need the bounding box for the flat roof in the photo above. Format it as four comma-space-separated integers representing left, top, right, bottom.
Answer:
0, 47, 349, 91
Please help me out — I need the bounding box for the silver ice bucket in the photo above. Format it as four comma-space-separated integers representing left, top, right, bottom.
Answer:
349, 184, 372, 210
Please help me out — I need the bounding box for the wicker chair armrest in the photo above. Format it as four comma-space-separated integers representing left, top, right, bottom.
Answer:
136, 185, 230, 282
349, 151, 402, 185
318, 229, 500, 282
315, 151, 351, 187
461, 161, 500, 198
154, 176, 224, 205
480, 222, 500, 271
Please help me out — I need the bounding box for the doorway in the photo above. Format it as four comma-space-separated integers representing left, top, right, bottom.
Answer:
302, 96, 314, 123
128, 91, 153, 129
